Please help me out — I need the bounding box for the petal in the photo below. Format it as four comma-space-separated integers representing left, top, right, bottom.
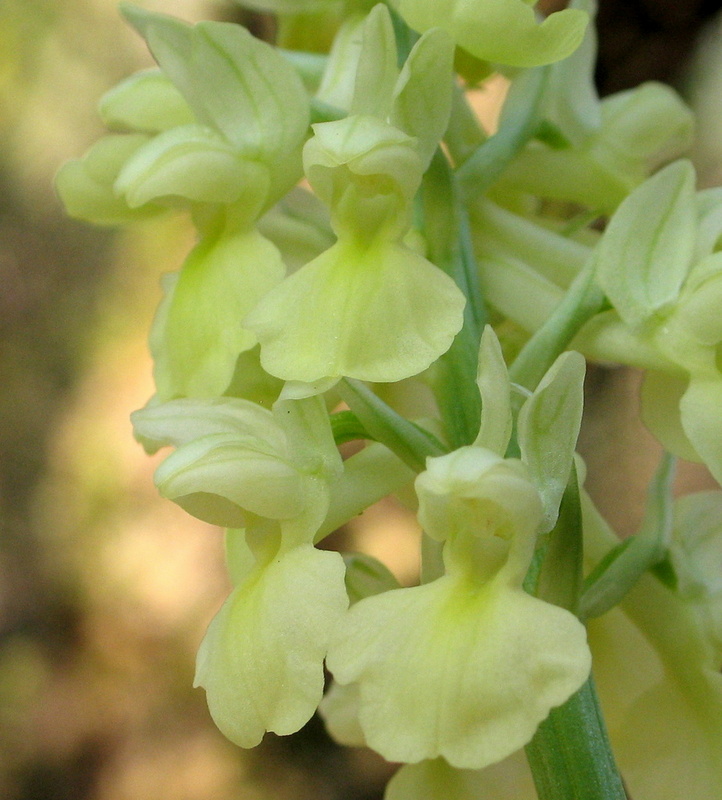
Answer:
222, 345, 284, 408
115, 124, 270, 209
316, 15, 367, 112
318, 681, 366, 747
343, 552, 401, 604
670, 491, 722, 662
326, 571, 590, 769
671, 491, 722, 597
152, 432, 317, 526
416, 447, 543, 546
385, 754, 535, 800
695, 188, 722, 260
152, 226, 285, 398
195, 544, 348, 748
585, 503, 722, 800
615, 676, 722, 800
245, 239, 465, 383
589, 599, 722, 800
257, 187, 334, 273
640, 370, 700, 462
304, 115, 423, 238
680, 376, 722, 484
55, 134, 161, 226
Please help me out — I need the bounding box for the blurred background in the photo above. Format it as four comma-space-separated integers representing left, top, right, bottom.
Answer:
1, 1, 722, 799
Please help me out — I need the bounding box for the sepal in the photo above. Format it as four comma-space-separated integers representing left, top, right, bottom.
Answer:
517, 350, 586, 532
595, 160, 696, 330
544, 0, 600, 147
390, 29, 455, 169
98, 68, 194, 133
122, 9, 310, 159
474, 326, 512, 455
131, 396, 333, 531
349, 4, 397, 118
390, 0, 588, 68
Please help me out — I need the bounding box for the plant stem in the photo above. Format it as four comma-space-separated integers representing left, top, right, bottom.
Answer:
525, 466, 628, 800
457, 65, 551, 202
338, 378, 446, 472
421, 150, 486, 447
525, 677, 628, 800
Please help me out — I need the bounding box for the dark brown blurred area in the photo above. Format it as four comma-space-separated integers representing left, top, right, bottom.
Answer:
595, 0, 722, 93
1, 2, 721, 799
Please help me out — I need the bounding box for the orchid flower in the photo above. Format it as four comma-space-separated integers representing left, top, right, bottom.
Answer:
131, 394, 349, 744
491, 0, 693, 212
244, 6, 466, 383
56, 1, 722, 796
59, 9, 312, 398
322, 328, 590, 769
575, 160, 722, 483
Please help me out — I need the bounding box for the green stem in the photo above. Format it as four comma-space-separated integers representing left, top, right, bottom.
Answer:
456, 65, 551, 202
330, 409, 373, 445
445, 82, 487, 166
578, 452, 676, 621
421, 149, 487, 447
525, 677, 628, 800
337, 378, 446, 473
509, 261, 604, 391
316, 442, 416, 541
525, 466, 628, 800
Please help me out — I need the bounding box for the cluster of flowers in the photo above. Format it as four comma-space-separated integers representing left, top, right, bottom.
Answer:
58, 0, 722, 797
